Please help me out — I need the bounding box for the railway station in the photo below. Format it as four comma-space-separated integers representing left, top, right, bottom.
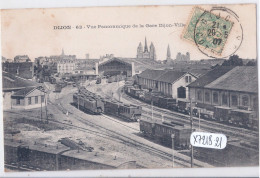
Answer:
98, 58, 135, 77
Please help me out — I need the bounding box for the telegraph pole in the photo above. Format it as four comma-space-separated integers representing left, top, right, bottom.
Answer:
41, 91, 43, 123
78, 85, 80, 110
151, 100, 154, 120
190, 98, 194, 168
45, 92, 48, 123
171, 134, 175, 168
198, 109, 201, 131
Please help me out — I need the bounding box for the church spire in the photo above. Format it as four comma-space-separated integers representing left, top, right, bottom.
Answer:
144, 37, 148, 53
167, 44, 171, 59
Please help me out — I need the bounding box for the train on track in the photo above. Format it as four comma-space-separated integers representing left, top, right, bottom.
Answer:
139, 118, 191, 149
124, 85, 259, 130
72, 86, 142, 121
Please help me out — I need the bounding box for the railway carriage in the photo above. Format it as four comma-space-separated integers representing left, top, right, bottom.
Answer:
158, 96, 176, 109
104, 100, 120, 115
191, 107, 214, 120
177, 99, 192, 114
104, 100, 142, 121
124, 84, 258, 130
213, 106, 232, 122
229, 109, 257, 128
118, 104, 142, 121
139, 118, 191, 149
73, 93, 104, 114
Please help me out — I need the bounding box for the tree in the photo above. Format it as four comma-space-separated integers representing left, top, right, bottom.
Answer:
222, 55, 243, 66
246, 60, 257, 66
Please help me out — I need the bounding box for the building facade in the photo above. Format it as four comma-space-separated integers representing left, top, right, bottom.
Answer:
11, 87, 46, 110
2, 71, 44, 110
57, 59, 76, 74
137, 69, 197, 99
188, 66, 258, 111
136, 37, 156, 60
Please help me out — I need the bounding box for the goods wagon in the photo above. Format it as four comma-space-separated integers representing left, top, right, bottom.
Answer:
139, 118, 191, 149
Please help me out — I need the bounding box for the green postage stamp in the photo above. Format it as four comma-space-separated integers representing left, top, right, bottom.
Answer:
183, 7, 233, 56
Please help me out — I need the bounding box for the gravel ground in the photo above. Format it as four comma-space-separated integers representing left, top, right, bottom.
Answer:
3, 81, 211, 169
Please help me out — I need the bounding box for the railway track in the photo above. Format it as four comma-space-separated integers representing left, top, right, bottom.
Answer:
122, 93, 259, 143
54, 98, 208, 168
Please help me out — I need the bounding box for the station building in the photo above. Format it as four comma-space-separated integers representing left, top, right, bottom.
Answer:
136, 69, 197, 99
98, 58, 135, 77
188, 66, 258, 111
2, 71, 46, 110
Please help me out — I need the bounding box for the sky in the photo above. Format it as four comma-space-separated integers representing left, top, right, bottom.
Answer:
1, 4, 257, 61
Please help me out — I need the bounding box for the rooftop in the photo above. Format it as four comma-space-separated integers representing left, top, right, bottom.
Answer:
5, 139, 70, 155
155, 70, 187, 83
188, 66, 235, 88
137, 69, 167, 81
12, 86, 45, 97
62, 149, 133, 168
2, 71, 40, 91
205, 66, 258, 93
99, 58, 132, 67
138, 69, 197, 84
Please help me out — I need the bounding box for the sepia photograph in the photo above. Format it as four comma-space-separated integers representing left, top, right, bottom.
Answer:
0, 1, 259, 177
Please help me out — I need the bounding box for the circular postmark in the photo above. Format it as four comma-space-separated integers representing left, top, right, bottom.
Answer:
193, 7, 243, 58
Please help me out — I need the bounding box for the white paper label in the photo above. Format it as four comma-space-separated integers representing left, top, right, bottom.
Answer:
190, 132, 227, 149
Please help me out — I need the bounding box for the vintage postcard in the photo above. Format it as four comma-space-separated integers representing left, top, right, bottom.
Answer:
0, 3, 258, 175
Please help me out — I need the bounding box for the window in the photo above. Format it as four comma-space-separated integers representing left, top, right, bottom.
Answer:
231, 95, 238, 106
41, 95, 44, 103
35, 96, 38, 104
222, 94, 228, 105
205, 92, 210, 102
28, 97, 32, 105
16, 98, 20, 105
197, 90, 202, 101
189, 76, 192, 82
213, 92, 219, 104
185, 76, 189, 83
242, 95, 249, 106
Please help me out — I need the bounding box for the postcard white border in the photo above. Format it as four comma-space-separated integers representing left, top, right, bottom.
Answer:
0, 0, 259, 177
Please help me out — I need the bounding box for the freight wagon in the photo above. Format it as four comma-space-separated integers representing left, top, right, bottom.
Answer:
73, 94, 104, 114
139, 118, 191, 149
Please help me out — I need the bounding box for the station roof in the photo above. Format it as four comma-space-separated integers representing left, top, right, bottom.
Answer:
98, 58, 132, 67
